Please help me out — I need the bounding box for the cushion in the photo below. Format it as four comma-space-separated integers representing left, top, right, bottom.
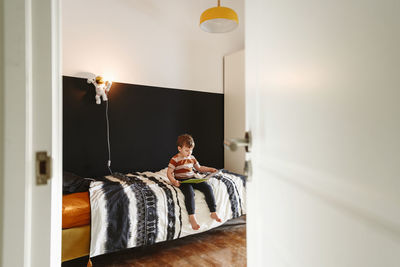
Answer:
63, 171, 91, 194
62, 192, 90, 229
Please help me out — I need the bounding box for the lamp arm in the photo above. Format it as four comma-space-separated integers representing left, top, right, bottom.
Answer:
87, 77, 95, 84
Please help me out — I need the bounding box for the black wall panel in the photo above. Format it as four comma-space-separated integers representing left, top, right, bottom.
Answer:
63, 76, 224, 177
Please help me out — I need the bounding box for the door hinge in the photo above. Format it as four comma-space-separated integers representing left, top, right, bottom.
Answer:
36, 151, 52, 185
244, 160, 252, 182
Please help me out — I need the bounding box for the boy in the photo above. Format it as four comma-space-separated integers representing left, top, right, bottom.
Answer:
167, 134, 222, 230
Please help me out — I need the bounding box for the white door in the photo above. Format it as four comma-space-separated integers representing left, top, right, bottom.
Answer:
246, 1, 400, 266
2, 0, 62, 266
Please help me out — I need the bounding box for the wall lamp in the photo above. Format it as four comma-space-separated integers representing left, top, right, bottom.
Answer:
87, 75, 114, 174
87, 75, 112, 104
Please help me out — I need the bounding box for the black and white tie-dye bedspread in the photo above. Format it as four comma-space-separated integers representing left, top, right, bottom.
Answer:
89, 168, 246, 257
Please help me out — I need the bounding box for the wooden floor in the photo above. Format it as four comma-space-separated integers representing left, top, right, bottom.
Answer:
63, 218, 246, 267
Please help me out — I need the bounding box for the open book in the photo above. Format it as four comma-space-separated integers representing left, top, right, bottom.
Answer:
180, 169, 223, 184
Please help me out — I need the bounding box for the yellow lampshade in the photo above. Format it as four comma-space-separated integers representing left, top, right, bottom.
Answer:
200, 2, 238, 33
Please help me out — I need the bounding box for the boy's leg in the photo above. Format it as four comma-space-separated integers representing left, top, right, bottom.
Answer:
193, 182, 216, 212
179, 183, 196, 214
179, 183, 200, 230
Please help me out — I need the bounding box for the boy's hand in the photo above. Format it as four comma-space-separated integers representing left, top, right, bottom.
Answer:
209, 168, 218, 173
172, 179, 180, 187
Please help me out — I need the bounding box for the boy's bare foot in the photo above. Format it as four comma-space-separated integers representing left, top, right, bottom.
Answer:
210, 212, 222, 222
189, 215, 200, 230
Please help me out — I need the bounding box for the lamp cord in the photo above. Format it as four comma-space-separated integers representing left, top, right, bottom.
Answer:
106, 99, 113, 175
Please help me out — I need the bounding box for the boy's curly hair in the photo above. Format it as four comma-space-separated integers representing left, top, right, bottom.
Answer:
177, 134, 195, 148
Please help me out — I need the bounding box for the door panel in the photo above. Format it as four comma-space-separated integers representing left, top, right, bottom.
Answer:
246, 1, 400, 266
32, 0, 62, 265
1, 0, 62, 266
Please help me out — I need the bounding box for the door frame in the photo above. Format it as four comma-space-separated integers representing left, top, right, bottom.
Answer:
1, 0, 62, 266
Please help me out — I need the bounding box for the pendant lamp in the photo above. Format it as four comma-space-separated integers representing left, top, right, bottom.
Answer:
200, 0, 239, 33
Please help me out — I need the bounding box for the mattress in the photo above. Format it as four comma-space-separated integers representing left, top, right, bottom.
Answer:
89, 169, 246, 257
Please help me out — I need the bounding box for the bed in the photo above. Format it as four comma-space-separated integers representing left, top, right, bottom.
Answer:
62, 168, 246, 262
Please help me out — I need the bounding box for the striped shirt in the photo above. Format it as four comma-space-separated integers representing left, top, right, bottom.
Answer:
168, 154, 200, 179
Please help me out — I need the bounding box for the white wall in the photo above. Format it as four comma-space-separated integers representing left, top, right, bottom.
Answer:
62, 0, 244, 93
224, 50, 245, 174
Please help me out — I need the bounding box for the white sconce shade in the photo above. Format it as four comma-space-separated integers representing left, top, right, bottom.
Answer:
200, 1, 239, 33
